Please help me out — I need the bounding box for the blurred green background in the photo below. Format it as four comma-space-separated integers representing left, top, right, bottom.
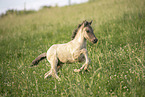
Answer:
0, 0, 145, 96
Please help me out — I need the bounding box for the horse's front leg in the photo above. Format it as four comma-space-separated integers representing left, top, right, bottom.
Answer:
74, 48, 90, 72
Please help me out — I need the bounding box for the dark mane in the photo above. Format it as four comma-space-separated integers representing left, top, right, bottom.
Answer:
71, 22, 84, 40
71, 20, 92, 40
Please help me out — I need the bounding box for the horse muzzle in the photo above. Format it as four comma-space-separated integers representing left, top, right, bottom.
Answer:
92, 38, 98, 43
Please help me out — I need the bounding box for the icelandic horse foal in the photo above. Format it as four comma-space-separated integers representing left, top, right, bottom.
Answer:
31, 20, 98, 81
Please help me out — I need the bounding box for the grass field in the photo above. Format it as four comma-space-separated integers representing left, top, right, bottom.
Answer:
0, 0, 145, 96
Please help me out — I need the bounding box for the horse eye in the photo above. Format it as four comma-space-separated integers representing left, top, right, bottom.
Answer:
86, 30, 90, 33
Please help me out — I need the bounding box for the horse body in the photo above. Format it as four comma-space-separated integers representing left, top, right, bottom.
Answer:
48, 29, 86, 64
47, 42, 76, 64
31, 20, 98, 81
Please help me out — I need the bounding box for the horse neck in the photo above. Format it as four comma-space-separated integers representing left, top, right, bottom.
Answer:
73, 28, 87, 48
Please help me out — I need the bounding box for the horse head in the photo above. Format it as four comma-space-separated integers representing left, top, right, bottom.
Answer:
82, 20, 98, 43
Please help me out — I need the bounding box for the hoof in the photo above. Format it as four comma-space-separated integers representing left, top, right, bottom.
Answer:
84, 67, 89, 71
74, 69, 81, 72
57, 77, 61, 81
44, 72, 52, 79
84, 69, 90, 72
44, 75, 52, 79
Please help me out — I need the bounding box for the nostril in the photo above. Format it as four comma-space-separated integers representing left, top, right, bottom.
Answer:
96, 39, 98, 42
93, 39, 98, 43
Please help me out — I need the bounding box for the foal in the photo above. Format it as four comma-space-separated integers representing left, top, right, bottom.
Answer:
31, 20, 98, 81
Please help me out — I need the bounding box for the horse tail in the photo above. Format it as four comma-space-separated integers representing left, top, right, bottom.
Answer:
31, 53, 47, 67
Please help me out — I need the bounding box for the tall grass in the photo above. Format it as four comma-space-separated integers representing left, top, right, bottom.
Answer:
0, 0, 145, 96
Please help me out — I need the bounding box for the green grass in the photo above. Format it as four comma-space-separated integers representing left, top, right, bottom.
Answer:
0, 0, 145, 96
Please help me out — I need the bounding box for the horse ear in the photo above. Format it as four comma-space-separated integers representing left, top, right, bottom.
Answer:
84, 21, 88, 27
78, 24, 82, 28
89, 20, 93, 25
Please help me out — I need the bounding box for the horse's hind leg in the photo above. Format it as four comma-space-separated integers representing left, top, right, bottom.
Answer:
44, 70, 52, 78
44, 63, 62, 77
57, 63, 63, 71
44, 56, 61, 81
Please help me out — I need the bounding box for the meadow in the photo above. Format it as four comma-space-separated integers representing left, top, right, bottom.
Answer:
0, 0, 145, 96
